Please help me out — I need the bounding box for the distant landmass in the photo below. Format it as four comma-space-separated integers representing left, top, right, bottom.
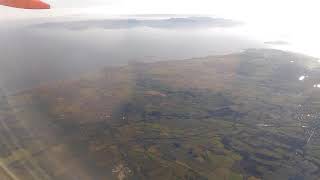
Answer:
264, 40, 290, 45
32, 17, 243, 30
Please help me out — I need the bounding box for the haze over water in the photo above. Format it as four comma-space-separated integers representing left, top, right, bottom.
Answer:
0, 18, 265, 93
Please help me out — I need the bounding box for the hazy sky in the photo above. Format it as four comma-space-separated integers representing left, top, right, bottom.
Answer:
0, 0, 318, 21
0, 0, 319, 57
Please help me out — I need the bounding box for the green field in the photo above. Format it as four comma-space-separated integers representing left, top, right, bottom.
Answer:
1, 49, 320, 180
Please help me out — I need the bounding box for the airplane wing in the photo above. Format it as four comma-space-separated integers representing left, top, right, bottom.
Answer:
0, 0, 50, 9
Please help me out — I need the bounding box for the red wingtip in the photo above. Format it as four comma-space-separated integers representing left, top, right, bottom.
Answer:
28, 0, 50, 9
0, 0, 51, 9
